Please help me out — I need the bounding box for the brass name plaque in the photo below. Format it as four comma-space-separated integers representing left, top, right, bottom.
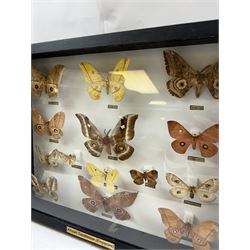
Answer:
184, 200, 202, 207
188, 156, 205, 162
71, 164, 82, 170
190, 105, 204, 110
48, 101, 59, 105
107, 104, 118, 109
66, 226, 115, 250
49, 139, 59, 143
108, 156, 118, 161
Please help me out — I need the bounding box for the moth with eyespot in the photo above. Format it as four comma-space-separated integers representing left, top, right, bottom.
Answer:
78, 175, 138, 220
31, 174, 58, 201
166, 173, 219, 203
32, 64, 64, 97
75, 113, 138, 161
163, 50, 218, 99
158, 208, 219, 250
167, 121, 219, 158
32, 108, 65, 140
79, 58, 130, 102
130, 169, 158, 188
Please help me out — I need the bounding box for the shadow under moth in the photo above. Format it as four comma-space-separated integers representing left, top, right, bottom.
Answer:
32, 64, 64, 97
166, 173, 219, 203
129, 169, 158, 188
32, 108, 65, 140
78, 175, 138, 220
75, 113, 138, 160
167, 121, 219, 158
163, 50, 218, 99
31, 174, 58, 201
79, 58, 130, 102
158, 208, 219, 250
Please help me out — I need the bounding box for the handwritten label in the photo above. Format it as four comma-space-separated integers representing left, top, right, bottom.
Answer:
48, 101, 59, 105
102, 212, 113, 219
188, 156, 205, 162
184, 200, 202, 207
49, 139, 59, 143
71, 164, 82, 170
108, 156, 118, 161
190, 105, 204, 110
66, 226, 115, 250
107, 104, 118, 109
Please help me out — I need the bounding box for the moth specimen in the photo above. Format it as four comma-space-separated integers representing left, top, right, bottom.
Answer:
86, 162, 119, 193
158, 208, 219, 250
166, 173, 219, 203
31, 174, 58, 201
32, 108, 65, 139
78, 175, 138, 220
167, 121, 219, 157
163, 50, 219, 99
75, 113, 138, 160
32, 64, 64, 97
130, 169, 158, 188
35, 145, 76, 167
79, 58, 130, 101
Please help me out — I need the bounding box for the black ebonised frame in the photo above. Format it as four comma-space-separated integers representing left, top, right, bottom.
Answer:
32, 19, 218, 250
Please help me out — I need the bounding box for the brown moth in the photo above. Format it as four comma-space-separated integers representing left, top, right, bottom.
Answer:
78, 175, 138, 220
166, 173, 219, 203
35, 145, 76, 167
163, 50, 219, 99
167, 121, 219, 158
32, 64, 64, 97
158, 208, 219, 250
31, 174, 58, 201
32, 108, 65, 139
130, 169, 158, 188
75, 113, 138, 161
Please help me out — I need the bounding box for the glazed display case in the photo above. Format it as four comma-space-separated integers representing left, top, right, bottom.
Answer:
32, 20, 219, 250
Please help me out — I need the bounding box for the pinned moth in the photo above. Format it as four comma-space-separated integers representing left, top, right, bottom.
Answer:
32, 64, 64, 97
163, 50, 219, 99
130, 169, 158, 188
167, 121, 219, 157
75, 113, 138, 161
31, 174, 58, 201
35, 145, 76, 167
86, 162, 119, 193
158, 208, 219, 250
79, 58, 130, 102
166, 173, 219, 203
32, 108, 65, 140
78, 175, 138, 220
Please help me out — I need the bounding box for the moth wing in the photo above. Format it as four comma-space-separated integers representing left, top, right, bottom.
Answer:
196, 178, 219, 203
108, 74, 125, 102
31, 65, 45, 96
48, 112, 65, 139
79, 63, 106, 100
86, 162, 105, 188
166, 173, 189, 199
111, 114, 138, 160
75, 113, 104, 157
201, 62, 219, 99
163, 50, 196, 98
35, 145, 47, 164
191, 221, 219, 250
46, 64, 64, 97
158, 208, 187, 244
105, 169, 120, 193
146, 170, 158, 188
46, 149, 60, 167
129, 170, 144, 185
167, 121, 193, 154
32, 109, 47, 136
78, 175, 104, 212
107, 191, 138, 220
112, 58, 130, 73
198, 124, 219, 157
